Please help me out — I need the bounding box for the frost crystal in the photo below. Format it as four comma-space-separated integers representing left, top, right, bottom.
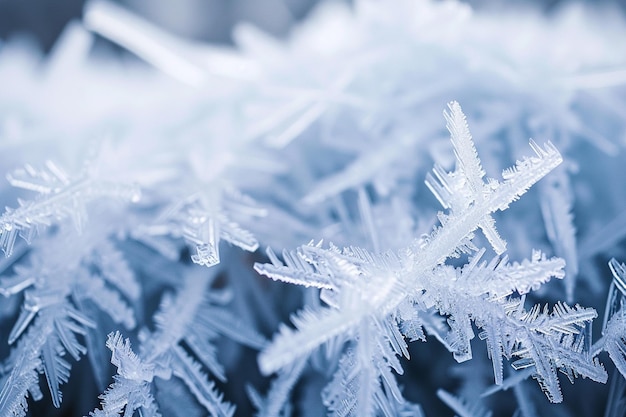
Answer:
1, 0, 626, 416
254, 103, 607, 413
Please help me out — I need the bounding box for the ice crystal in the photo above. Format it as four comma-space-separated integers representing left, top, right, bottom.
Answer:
254, 103, 611, 414
1, 0, 626, 416
88, 267, 265, 417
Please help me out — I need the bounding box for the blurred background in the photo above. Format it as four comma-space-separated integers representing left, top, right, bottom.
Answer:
2, 0, 626, 53
0, 0, 325, 51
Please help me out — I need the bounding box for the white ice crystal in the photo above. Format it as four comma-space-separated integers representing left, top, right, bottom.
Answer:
1, 0, 626, 416
254, 102, 611, 414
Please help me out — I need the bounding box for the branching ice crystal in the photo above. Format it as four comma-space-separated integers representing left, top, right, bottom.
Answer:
133, 187, 264, 268
253, 102, 608, 414
89, 267, 266, 417
0, 161, 140, 257
0, 208, 139, 414
594, 259, 626, 380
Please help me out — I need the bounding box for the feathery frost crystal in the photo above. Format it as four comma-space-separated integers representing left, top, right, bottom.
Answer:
1, 0, 626, 416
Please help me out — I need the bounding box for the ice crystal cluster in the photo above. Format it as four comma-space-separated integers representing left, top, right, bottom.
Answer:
1, 0, 626, 416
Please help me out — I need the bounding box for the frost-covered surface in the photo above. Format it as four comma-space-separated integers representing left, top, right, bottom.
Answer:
1, 0, 626, 416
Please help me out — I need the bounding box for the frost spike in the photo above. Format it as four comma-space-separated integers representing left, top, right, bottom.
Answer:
540, 168, 578, 302
608, 258, 626, 295
415, 138, 561, 273
259, 306, 357, 375
445, 101, 485, 196
495, 141, 562, 211
172, 346, 235, 417
41, 339, 71, 408
601, 259, 626, 379
479, 215, 506, 255
254, 247, 334, 290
